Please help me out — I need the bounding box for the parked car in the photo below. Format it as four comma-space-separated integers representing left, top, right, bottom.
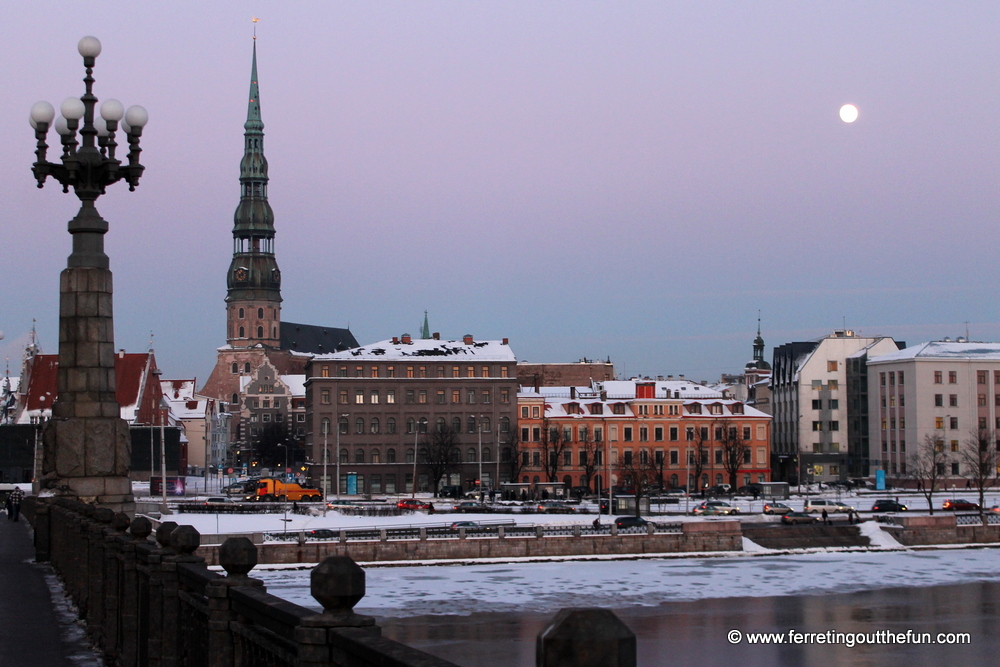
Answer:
397, 498, 433, 510
736, 484, 764, 497
804, 499, 854, 513
871, 499, 908, 512
942, 499, 980, 511
692, 501, 739, 516
222, 482, 249, 497
306, 529, 337, 539
537, 502, 576, 514
437, 485, 463, 499
203, 497, 232, 505
454, 501, 486, 513
705, 484, 732, 497
614, 516, 649, 529
762, 502, 792, 515
781, 511, 819, 525
450, 521, 480, 530
990, 506, 1000, 514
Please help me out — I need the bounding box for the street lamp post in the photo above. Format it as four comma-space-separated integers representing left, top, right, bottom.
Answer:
30, 37, 147, 510
277, 443, 288, 479
478, 416, 484, 502
337, 413, 348, 499
321, 419, 329, 501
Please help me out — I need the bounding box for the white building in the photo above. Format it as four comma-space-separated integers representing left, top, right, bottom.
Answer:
867, 340, 1000, 485
771, 330, 902, 484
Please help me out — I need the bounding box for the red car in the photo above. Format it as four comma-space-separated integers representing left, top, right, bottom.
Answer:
942, 499, 980, 511
397, 498, 433, 510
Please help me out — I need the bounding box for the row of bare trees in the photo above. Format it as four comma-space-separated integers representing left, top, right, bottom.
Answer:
908, 429, 1000, 517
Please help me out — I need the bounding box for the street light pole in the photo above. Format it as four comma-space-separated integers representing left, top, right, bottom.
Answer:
322, 419, 329, 501
337, 413, 348, 499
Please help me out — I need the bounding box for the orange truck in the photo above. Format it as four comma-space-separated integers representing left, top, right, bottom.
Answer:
249, 478, 323, 502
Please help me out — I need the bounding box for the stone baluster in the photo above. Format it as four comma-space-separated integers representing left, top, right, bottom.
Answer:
160, 525, 203, 667
536, 608, 636, 667
206, 537, 265, 667
120, 516, 152, 667
102, 512, 131, 662
295, 556, 378, 667
87, 507, 114, 647
147, 521, 178, 667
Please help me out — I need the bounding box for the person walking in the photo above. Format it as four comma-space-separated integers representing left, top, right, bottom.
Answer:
821, 508, 830, 526
592, 516, 601, 530
7, 487, 24, 523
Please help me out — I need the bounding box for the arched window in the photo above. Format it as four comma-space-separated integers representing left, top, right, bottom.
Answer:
370, 417, 380, 434
522, 476, 529, 484
339, 449, 348, 464
500, 417, 510, 433
238, 307, 245, 319
386, 448, 396, 463
452, 417, 462, 434
257, 307, 264, 319
715, 473, 723, 485
321, 418, 330, 436
272, 327, 277, 338
355, 449, 365, 464
406, 418, 415, 434
418, 417, 428, 434
386, 417, 396, 434
231, 393, 238, 405
450, 448, 461, 463
257, 326, 264, 338
371, 449, 381, 464
244, 362, 251, 373
338, 416, 348, 435
533, 475, 540, 484
355, 418, 364, 435
418, 448, 428, 463
467, 448, 477, 462
467, 416, 476, 434
239, 326, 245, 338
563, 475, 572, 488
483, 447, 492, 462
231, 362, 238, 374
436, 417, 446, 433
481, 417, 491, 433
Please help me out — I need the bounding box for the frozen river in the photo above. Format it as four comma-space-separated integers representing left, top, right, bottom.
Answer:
253, 545, 1000, 666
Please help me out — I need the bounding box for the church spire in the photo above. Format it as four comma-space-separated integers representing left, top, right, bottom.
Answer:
750, 312, 769, 369
420, 311, 431, 339
226, 39, 281, 348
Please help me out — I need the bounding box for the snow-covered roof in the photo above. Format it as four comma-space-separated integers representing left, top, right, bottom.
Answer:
597, 380, 725, 399
312, 337, 516, 362
536, 394, 768, 419
870, 341, 1000, 364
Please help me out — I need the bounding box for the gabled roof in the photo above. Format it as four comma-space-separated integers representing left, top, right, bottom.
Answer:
280, 321, 359, 355
870, 341, 1000, 363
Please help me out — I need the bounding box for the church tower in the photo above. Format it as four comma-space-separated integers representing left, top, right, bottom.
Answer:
226, 40, 281, 348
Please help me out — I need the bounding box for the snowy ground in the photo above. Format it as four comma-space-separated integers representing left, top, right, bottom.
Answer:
253, 537, 1000, 617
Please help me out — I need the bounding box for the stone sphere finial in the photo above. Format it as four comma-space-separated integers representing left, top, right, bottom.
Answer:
310, 556, 366, 614
94, 507, 114, 524
219, 537, 258, 578
112, 512, 131, 532
129, 516, 153, 540
156, 521, 178, 548
169, 525, 201, 555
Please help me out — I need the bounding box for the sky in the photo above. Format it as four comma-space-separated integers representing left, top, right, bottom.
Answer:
3, 2, 1000, 384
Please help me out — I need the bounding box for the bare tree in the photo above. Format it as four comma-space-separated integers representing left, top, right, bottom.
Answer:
616, 450, 659, 517
960, 428, 999, 520
578, 426, 601, 493
718, 421, 751, 490
421, 425, 458, 496
908, 434, 948, 515
503, 429, 524, 488
688, 426, 709, 496
540, 419, 569, 483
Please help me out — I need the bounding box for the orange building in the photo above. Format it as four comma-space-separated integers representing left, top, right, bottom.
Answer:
516, 380, 771, 494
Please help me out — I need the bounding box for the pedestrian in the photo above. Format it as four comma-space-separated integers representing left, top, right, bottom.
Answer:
966, 479, 971, 490
8, 486, 24, 523
592, 516, 601, 529
821, 508, 829, 525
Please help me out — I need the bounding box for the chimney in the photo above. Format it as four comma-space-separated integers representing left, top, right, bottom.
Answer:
118, 349, 126, 358
463, 334, 474, 345
533, 373, 540, 393
600, 390, 607, 401
502, 337, 509, 345
433, 332, 440, 340
667, 374, 673, 380
570, 386, 576, 399
401, 333, 412, 344
679, 374, 685, 380
392, 336, 399, 345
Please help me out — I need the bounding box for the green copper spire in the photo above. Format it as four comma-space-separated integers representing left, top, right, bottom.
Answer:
420, 310, 431, 339
227, 39, 281, 306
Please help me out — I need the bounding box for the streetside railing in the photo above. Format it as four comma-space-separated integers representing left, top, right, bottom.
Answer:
31, 497, 636, 667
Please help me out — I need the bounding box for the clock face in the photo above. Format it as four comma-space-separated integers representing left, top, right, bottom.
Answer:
234, 268, 248, 282
271, 268, 281, 284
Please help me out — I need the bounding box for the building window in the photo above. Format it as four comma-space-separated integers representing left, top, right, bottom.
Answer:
406, 367, 414, 378
452, 366, 460, 378
452, 390, 461, 404
500, 417, 510, 433
654, 426, 663, 442
812, 399, 822, 409
623, 427, 633, 442
355, 418, 364, 434
685, 427, 694, 441
898, 371, 904, 385
355, 390, 364, 404
436, 366, 445, 378
934, 394, 943, 407
406, 418, 415, 434
828, 421, 839, 431
829, 399, 839, 409
949, 371, 957, 384
482, 366, 489, 378
371, 366, 379, 378
405, 390, 415, 404
467, 390, 476, 404
879, 372, 886, 386
978, 370, 987, 384
338, 390, 348, 405
387, 417, 396, 434
370, 390, 379, 404
827, 379, 838, 389
812, 421, 823, 431
386, 390, 395, 404
338, 416, 349, 435
501, 366, 509, 378
437, 390, 446, 404
594, 427, 603, 442
950, 417, 958, 430
467, 366, 475, 378
500, 390, 510, 403
387, 366, 395, 378
482, 391, 491, 404
418, 390, 427, 404
321, 390, 331, 405
978, 394, 987, 407
231, 362, 238, 374
355, 449, 365, 464
949, 394, 958, 407
669, 427, 678, 441
828, 361, 837, 372
370, 418, 380, 434
467, 417, 477, 434
952, 462, 960, 476
935, 417, 944, 429
453, 417, 463, 434
532, 406, 540, 418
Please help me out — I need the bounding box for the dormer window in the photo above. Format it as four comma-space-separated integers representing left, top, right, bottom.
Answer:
709, 404, 723, 415
612, 403, 626, 415
566, 402, 580, 415
731, 403, 744, 414
687, 404, 702, 414
589, 403, 604, 415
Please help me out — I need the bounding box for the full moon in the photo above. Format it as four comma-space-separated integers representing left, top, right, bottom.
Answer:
839, 104, 859, 123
